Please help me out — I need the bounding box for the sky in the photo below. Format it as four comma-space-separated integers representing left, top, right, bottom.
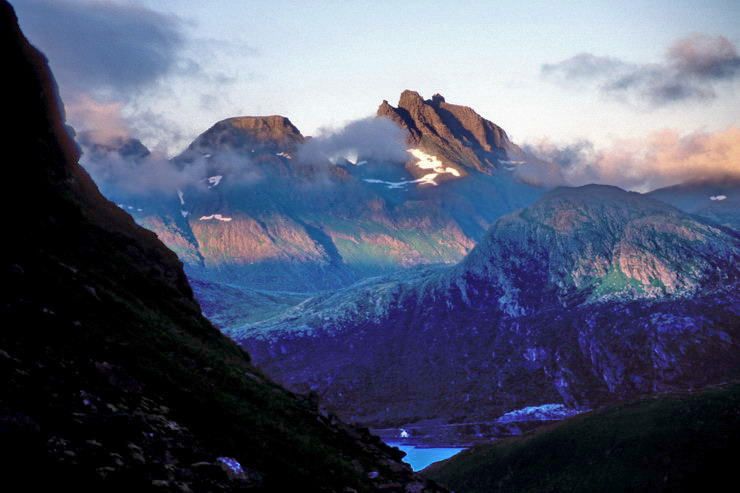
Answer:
10, 0, 740, 189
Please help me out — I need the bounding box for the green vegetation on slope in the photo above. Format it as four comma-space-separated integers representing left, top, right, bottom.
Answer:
422, 382, 740, 492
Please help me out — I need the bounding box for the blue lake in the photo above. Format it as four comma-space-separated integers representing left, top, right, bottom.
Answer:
386, 443, 466, 471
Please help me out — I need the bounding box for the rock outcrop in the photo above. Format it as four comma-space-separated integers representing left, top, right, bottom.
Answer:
377, 90, 527, 173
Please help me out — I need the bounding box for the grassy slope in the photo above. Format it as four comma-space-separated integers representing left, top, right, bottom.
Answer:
423, 382, 740, 492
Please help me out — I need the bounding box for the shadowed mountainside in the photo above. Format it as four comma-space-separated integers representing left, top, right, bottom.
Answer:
0, 2, 446, 491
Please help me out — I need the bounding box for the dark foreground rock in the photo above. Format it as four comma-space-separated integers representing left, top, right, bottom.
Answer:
0, 2, 445, 491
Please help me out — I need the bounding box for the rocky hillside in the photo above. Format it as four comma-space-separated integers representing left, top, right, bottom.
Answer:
233, 185, 740, 426
422, 382, 740, 492
88, 92, 543, 293
0, 2, 446, 491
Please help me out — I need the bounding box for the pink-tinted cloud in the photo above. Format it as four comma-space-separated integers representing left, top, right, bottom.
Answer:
65, 94, 130, 146
522, 126, 740, 191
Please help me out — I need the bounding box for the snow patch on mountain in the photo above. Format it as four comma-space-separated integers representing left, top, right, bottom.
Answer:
177, 189, 185, 205
362, 149, 462, 189
116, 203, 143, 212
711, 195, 727, 201
199, 214, 233, 222
363, 179, 409, 189
408, 148, 461, 185
208, 175, 223, 188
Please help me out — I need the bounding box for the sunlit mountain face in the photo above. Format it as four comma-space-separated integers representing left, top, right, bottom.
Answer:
82, 91, 545, 296
231, 185, 739, 427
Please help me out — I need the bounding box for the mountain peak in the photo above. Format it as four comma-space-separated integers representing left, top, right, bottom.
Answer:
430, 93, 446, 104
377, 90, 526, 173
177, 115, 304, 162
398, 89, 425, 108
462, 184, 738, 306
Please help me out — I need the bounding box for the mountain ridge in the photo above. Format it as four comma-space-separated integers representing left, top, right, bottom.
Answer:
233, 184, 739, 425
89, 91, 544, 293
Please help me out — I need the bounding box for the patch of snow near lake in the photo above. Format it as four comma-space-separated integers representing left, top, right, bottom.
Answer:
276, 152, 292, 159
711, 195, 727, 201
199, 214, 233, 222
496, 403, 582, 423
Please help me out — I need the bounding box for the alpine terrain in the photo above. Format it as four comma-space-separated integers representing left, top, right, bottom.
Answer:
86, 91, 544, 296
232, 185, 740, 428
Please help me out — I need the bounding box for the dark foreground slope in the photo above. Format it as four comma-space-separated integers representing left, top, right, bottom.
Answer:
422, 382, 740, 492
0, 3, 444, 491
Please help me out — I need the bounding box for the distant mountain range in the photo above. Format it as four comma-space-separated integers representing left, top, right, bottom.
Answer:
232, 185, 739, 426
89, 91, 544, 292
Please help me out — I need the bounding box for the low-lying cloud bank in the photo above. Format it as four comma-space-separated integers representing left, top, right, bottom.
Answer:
519, 126, 740, 192
80, 143, 263, 197
297, 117, 409, 165
543, 33, 740, 106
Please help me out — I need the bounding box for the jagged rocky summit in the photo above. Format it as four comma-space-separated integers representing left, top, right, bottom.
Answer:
377, 90, 527, 174
233, 184, 740, 426
0, 2, 446, 491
